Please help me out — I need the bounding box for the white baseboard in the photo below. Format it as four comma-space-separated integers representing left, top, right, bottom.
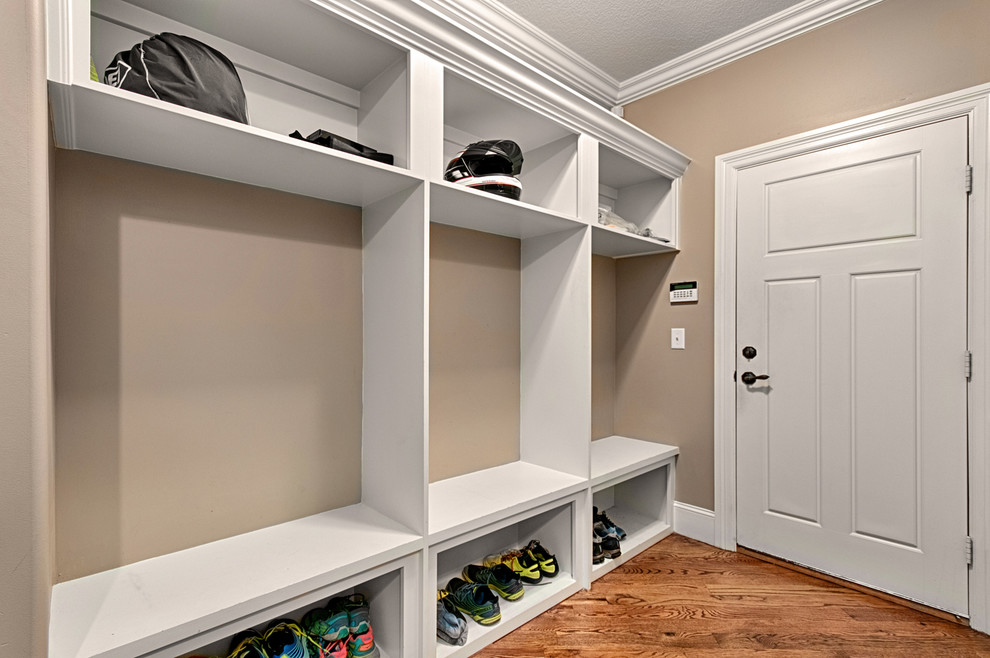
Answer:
673, 501, 716, 545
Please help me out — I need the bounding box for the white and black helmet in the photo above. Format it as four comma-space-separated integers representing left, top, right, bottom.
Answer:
443, 140, 524, 200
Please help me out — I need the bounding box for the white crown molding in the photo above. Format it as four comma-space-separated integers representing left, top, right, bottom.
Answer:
426, 0, 620, 108
617, 0, 884, 105
317, 0, 690, 177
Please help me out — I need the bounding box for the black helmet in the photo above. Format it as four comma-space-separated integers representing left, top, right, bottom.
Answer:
443, 139, 524, 200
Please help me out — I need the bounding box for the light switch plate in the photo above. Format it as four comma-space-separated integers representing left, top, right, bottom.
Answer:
671, 328, 685, 349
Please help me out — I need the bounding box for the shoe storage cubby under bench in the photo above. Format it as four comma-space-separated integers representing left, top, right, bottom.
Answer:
429, 494, 584, 658
590, 436, 679, 579
48, 504, 422, 658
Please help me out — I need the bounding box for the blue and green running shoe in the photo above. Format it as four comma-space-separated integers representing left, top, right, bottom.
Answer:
262, 619, 322, 658
436, 590, 468, 646
303, 599, 350, 645
227, 629, 270, 658
461, 563, 524, 601
342, 593, 381, 658
524, 539, 560, 579
445, 577, 501, 625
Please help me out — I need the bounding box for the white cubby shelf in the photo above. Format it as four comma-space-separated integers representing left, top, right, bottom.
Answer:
48, 504, 421, 658
46, 0, 688, 655
429, 496, 583, 658
591, 436, 679, 580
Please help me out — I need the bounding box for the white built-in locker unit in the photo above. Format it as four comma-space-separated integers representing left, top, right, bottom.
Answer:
45, 1, 686, 655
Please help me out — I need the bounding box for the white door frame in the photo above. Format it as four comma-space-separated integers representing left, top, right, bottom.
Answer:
714, 83, 990, 630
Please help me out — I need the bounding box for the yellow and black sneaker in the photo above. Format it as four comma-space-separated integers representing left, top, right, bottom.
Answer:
524, 539, 559, 579
483, 549, 543, 585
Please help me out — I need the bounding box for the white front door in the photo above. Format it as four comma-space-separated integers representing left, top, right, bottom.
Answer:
736, 117, 970, 614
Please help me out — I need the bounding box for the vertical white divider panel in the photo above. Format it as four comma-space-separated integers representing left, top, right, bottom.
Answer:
363, 183, 429, 535
407, 50, 445, 178
520, 226, 591, 479
577, 134, 600, 224
359, 55, 410, 169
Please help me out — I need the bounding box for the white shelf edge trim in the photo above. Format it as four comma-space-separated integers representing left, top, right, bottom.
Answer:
590, 435, 679, 487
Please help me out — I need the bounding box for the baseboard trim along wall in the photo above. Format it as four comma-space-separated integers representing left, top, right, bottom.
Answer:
673, 501, 716, 546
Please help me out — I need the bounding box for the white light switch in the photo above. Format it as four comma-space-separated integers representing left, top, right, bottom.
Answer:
671, 328, 685, 349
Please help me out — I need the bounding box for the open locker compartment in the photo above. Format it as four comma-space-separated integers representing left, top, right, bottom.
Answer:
49, 0, 417, 207
593, 143, 679, 257
428, 224, 591, 542
442, 70, 580, 218
428, 495, 583, 658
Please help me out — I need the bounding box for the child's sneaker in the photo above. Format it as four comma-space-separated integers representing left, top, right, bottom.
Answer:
594, 506, 626, 541
342, 594, 381, 658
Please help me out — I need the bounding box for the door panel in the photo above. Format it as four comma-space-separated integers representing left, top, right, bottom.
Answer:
736, 117, 969, 614
766, 278, 820, 524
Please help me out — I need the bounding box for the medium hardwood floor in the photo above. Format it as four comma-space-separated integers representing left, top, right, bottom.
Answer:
471, 534, 990, 657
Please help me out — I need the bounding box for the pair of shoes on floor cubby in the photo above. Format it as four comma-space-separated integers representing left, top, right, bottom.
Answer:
593, 507, 626, 565
223, 593, 380, 658
437, 589, 469, 646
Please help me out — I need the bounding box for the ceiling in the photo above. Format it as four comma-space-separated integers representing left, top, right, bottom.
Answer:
494, 0, 807, 83
434, 0, 881, 107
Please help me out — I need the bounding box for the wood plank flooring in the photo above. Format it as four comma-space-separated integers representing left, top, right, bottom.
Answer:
471, 534, 990, 657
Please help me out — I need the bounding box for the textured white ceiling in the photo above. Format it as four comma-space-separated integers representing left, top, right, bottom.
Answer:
495, 0, 808, 82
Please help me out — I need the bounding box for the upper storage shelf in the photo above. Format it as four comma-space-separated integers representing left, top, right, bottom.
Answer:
49, 0, 418, 206
48, 0, 690, 213
594, 144, 680, 257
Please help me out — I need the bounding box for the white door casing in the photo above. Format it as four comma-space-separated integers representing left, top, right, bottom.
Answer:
715, 83, 990, 630
735, 117, 968, 614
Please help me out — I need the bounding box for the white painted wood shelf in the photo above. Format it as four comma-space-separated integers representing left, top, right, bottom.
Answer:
45, 0, 688, 655
429, 461, 587, 544
591, 223, 678, 258
430, 180, 584, 240
48, 504, 422, 658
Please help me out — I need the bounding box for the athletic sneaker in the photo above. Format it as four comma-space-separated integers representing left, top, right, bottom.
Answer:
436, 590, 468, 646
302, 598, 349, 646
483, 549, 542, 585
524, 539, 559, 579
342, 594, 381, 658
228, 629, 270, 658
445, 577, 502, 625
593, 521, 621, 560
592, 534, 605, 565
263, 620, 322, 658
462, 563, 524, 600
594, 506, 626, 541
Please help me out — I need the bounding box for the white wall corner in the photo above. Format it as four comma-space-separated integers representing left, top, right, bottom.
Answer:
673, 501, 716, 546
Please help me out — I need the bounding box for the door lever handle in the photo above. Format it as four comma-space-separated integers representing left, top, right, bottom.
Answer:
741, 371, 769, 385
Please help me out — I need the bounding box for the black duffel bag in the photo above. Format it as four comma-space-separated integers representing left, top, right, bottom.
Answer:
104, 32, 248, 124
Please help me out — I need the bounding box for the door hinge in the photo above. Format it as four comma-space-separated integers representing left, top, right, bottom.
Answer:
966, 165, 974, 194
966, 350, 973, 381
966, 536, 974, 566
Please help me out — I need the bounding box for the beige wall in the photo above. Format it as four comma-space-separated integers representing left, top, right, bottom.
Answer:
620, 0, 990, 509
591, 255, 616, 439
430, 224, 521, 482
0, 0, 52, 653
53, 151, 364, 580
